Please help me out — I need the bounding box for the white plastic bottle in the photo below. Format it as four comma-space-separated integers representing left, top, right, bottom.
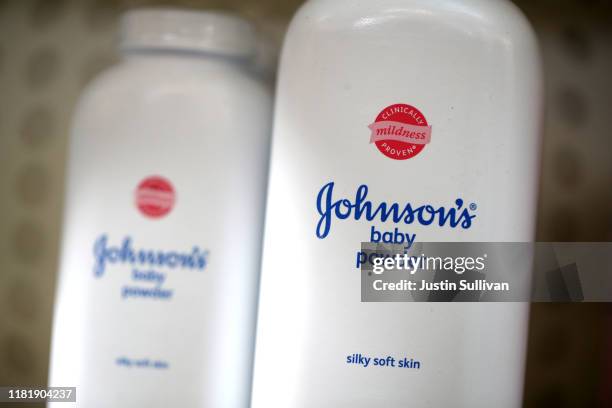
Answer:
48, 9, 271, 407
252, 0, 542, 407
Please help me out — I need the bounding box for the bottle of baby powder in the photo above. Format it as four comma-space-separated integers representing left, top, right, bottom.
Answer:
49, 8, 272, 407
251, 0, 542, 407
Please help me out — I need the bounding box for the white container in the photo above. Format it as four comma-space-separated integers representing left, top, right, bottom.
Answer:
48, 9, 272, 407
251, 0, 542, 407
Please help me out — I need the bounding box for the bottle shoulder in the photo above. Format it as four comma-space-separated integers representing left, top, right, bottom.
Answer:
280, 0, 541, 85
76, 57, 270, 117
289, 0, 536, 44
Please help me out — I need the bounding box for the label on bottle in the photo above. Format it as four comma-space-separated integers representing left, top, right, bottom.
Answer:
368, 103, 432, 160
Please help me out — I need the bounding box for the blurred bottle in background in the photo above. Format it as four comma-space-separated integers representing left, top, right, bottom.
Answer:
48, 8, 272, 407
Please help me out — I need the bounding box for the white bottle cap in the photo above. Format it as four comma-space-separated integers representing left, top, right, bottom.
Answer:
120, 8, 257, 58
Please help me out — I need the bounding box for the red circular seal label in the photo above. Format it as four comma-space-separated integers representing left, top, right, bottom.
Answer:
135, 176, 175, 218
371, 103, 430, 160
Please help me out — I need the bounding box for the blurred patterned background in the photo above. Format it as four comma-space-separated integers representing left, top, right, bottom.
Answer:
0, 0, 611, 406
